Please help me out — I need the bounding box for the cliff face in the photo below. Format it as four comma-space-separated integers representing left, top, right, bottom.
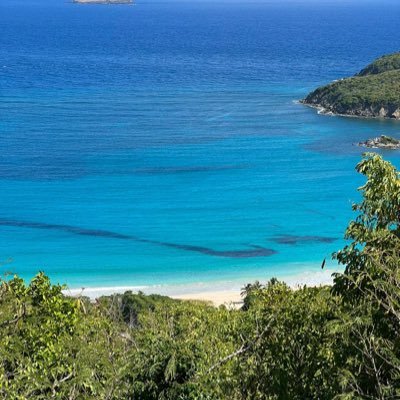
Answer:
302, 53, 400, 119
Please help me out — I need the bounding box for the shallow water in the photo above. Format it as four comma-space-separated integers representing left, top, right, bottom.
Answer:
1, 0, 400, 289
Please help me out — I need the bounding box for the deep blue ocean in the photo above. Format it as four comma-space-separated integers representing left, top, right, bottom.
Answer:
1, 0, 400, 290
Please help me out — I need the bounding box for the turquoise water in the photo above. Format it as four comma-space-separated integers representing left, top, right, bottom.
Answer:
1, 0, 400, 289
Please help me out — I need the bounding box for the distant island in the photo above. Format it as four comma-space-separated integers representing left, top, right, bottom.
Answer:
73, 0, 133, 4
301, 52, 400, 119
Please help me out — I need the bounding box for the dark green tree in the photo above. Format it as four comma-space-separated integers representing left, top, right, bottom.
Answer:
333, 153, 400, 398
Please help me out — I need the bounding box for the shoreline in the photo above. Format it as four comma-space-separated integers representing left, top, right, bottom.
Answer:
300, 100, 400, 121
63, 268, 337, 306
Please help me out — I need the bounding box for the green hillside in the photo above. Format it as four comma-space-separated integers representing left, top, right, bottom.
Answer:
358, 52, 400, 76
302, 53, 400, 118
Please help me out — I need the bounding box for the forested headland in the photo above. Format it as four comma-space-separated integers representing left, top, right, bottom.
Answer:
1, 153, 400, 399
302, 53, 400, 119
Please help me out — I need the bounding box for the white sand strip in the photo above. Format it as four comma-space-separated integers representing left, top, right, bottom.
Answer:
63, 269, 336, 306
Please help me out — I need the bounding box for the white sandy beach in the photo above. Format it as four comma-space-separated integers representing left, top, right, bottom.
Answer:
173, 269, 336, 305
64, 269, 336, 306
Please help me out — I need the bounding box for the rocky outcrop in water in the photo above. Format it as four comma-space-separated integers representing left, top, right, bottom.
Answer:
358, 135, 400, 149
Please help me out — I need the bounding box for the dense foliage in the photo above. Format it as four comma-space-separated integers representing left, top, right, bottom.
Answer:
303, 52, 400, 118
358, 53, 400, 76
1, 153, 400, 399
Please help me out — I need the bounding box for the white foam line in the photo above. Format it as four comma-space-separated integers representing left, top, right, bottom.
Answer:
63, 285, 148, 298
62, 269, 337, 300
284, 268, 335, 287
